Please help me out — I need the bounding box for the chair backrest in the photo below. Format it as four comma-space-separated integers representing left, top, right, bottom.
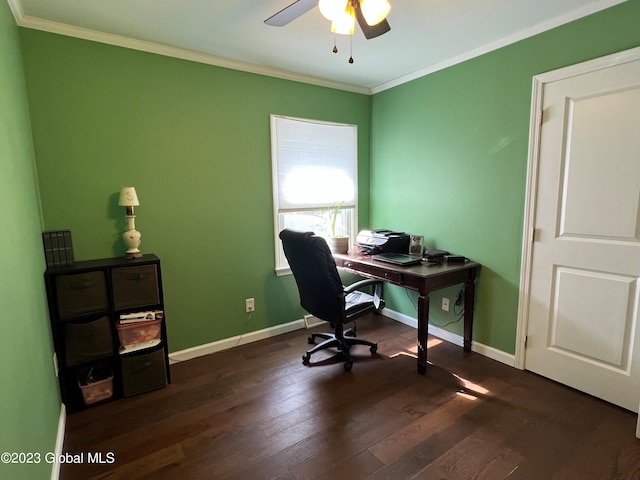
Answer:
279, 229, 346, 324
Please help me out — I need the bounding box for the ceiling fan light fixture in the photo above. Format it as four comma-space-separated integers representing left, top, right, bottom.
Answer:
330, 5, 356, 35
319, 0, 348, 21
360, 0, 391, 26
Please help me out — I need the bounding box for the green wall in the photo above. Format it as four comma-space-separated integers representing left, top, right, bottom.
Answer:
19, 29, 372, 352
4, 3, 637, 477
370, 0, 640, 353
15, 0, 640, 367
0, 2, 60, 479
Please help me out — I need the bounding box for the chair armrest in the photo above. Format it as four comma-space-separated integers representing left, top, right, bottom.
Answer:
344, 278, 384, 311
343, 278, 383, 294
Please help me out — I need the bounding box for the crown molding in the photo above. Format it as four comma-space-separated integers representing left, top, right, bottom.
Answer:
6, 0, 24, 19
9, 0, 628, 96
11, 9, 371, 96
370, 0, 628, 94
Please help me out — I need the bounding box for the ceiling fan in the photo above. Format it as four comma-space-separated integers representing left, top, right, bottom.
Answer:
264, 0, 391, 40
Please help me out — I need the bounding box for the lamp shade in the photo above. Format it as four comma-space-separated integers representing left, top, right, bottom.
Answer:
118, 186, 140, 206
360, 0, 391, 26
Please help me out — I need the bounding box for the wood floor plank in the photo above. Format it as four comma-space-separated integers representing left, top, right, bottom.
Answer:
60, 314, 640, 480
369, 378, 508, 465
408, 396, 527, 480
87, 444, 185, 480
410, 431, 523, 480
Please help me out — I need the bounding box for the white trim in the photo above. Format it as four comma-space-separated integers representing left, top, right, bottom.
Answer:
9, 0, 626, 95
370, 0, 628, 94
531, 44, 640, 83
271, 115, 359, 271
6, 0, 24, 19
515, 45, 640, 370
50, 403, 65, 480
375, 308, 516, 367
168, 319, 305, 363
471, 341, 516, 368
13, 14, 369, 95
515, 74, 545, 370
384, 307, 418, 329
168, 309, 515, 366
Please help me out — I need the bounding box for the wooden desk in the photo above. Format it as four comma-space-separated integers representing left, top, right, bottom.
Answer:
334, 253, 480, 374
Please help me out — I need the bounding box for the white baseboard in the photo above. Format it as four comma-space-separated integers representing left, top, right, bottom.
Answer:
168, 319, 306, 363
50, 403, 66, 480
167, 310, 515, 368
383, 308, 516, 367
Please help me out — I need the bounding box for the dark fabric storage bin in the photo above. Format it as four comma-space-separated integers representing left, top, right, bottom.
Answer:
111, 265, 159, 310
120, 347, 167, 396
65, 316, 114, 365
56, 271, 108, 319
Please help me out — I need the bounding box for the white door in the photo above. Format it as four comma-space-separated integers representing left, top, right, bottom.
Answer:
521, 47, 640, 413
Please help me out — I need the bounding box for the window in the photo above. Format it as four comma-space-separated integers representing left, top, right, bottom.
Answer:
271, 115, 358, 274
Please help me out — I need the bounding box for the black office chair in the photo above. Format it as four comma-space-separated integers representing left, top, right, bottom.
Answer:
279, 229, 385, 371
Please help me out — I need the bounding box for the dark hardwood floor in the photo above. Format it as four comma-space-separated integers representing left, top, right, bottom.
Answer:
61, 315, 640, 480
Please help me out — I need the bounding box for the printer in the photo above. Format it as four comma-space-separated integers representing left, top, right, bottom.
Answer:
356, 229, 410, 255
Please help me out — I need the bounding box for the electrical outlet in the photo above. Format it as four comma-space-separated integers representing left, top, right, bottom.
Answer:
441, 297, 450, 312
245, 298, 255, 313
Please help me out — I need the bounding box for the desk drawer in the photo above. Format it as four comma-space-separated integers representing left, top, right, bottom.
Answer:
340, 260, 402, 285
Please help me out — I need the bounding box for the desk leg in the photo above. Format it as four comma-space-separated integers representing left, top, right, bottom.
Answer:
463, 279, 475, 352
417, 293, 429, 374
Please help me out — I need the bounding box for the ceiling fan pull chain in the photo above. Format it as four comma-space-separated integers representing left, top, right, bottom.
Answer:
333, 32, 338, 53
349, 35, 354, 64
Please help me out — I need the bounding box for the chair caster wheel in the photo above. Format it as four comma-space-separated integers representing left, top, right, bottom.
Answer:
307, 335, 315, 344
343, 361, 353, 372
370, 344, 378, 355
302, 354, 310, 364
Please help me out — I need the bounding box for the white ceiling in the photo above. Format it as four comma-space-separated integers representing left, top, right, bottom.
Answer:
10, 0, 626, 94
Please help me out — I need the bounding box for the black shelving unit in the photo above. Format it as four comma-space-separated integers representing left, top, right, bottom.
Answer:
44, 254, 170, 412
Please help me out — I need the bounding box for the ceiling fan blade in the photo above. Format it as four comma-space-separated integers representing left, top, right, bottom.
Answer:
353, 2, 390, 39
264, 0, 318, 27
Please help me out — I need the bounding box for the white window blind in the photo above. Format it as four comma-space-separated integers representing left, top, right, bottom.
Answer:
271, 115, 358, 273
272, 116, 357, 210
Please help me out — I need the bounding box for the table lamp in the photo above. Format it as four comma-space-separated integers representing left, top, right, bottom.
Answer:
118, 186, 142, 258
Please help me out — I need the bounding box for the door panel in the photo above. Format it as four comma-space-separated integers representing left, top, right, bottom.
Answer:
525, 53, 640, 412
550, 267, 636, 369
559, 88, 640, 240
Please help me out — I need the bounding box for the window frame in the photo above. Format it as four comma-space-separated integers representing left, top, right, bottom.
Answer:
270, 115, 358, 275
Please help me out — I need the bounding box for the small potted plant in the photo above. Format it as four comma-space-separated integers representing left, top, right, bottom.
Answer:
323, 201, 349, 254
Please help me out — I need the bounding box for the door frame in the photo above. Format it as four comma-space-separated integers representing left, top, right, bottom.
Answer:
515, 45, 640, 371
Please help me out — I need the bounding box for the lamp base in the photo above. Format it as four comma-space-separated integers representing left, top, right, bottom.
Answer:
123, 228, 142, 258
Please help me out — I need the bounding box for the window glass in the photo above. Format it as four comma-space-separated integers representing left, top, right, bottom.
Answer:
271, 115, 358, 273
